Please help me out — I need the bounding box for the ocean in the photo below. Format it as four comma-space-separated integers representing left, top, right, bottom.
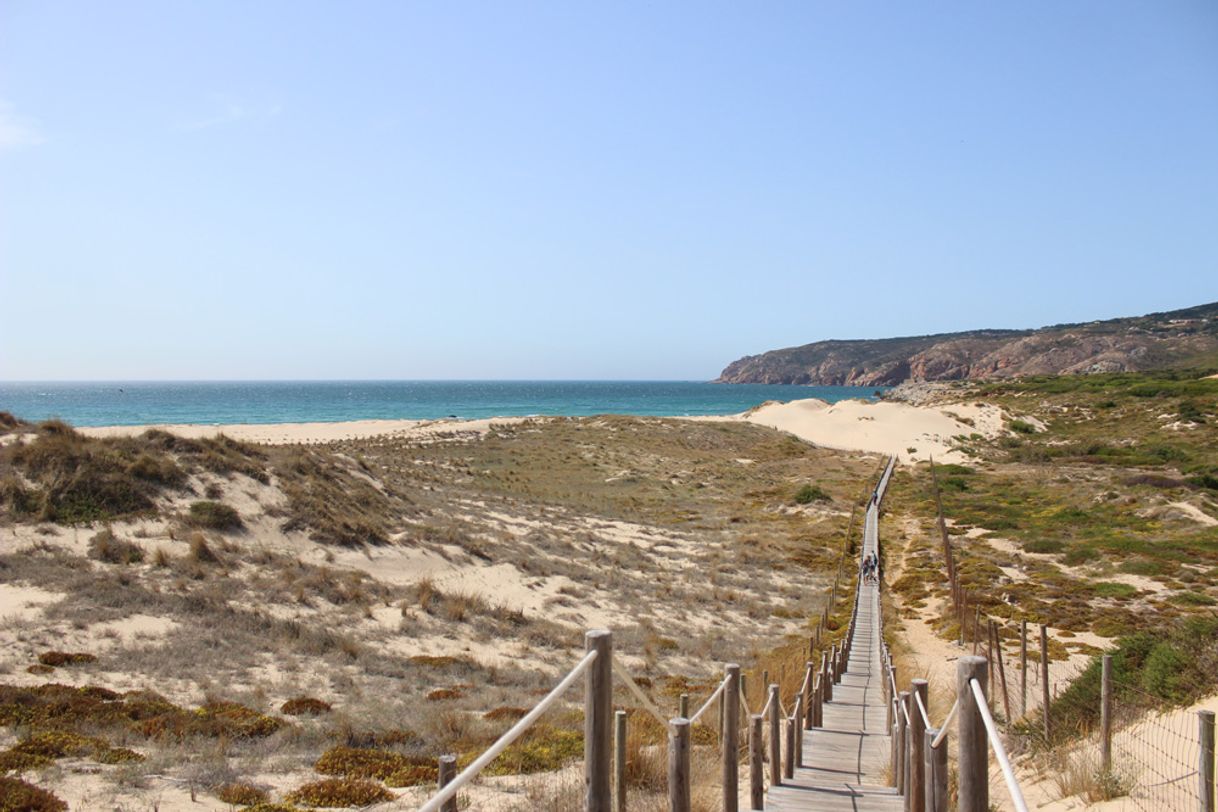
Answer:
0, 381, 886, 427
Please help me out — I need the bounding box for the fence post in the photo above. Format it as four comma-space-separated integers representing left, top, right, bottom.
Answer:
768, 684, 781, 787
749, 715, 764, 810
793, 694, 804, 768
909, 680, 927, 812
723, 664, 739, 812
669, 719, 691, 812
784, 713, 795, 779
615, 711, 627, 812
804, 662, 815, 730
587, 630, 613, 812
1200, 710, 1215, 812
437, 754, 457, 812
1019, 619, 1028, 718
813, 674, 823, 727
1040, 625, 1051, 743
897, 691, 909, 796
824, 653, 833, 702
679, 694, 689, 719
958, 655, 988, 812
925, 728, 947, 812
1100, 654, 1113, 776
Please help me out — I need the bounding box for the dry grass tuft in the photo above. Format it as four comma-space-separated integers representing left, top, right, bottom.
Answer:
281, 696, 332, 716
216, 782, 269, 805
87, 528, 144, 565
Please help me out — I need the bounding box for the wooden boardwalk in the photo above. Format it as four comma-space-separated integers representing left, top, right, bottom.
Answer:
763, 498, 901, 812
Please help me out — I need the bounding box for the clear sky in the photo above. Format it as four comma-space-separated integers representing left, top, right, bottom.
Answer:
2, 1, 1216, 380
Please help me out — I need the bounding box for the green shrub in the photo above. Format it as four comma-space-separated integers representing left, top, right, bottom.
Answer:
793, 484, 830, 504
285, 778, 394, 807
217, 783, 269, 805
1009, 419, 1037, 434
1024, 540, 1064, 554
0, 776, 67, 811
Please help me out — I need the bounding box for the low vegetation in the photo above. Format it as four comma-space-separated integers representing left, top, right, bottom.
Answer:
0, 413, 873, 808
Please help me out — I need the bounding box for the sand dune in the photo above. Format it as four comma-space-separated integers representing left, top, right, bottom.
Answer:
735, 397, 1007, 463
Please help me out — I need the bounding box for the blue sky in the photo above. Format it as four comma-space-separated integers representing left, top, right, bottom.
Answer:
1, 1, 1216, 380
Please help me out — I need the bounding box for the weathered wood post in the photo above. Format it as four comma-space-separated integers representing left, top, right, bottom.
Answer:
1100, 654, 1113, 777
909, 680, 928, 812
896, 690, 909, 795
1040, 625, 1051, 743
957, 655, 988, 812
768, 685, 781, 786
669, 719, 690, 812
784, 712, 795, 779
749, 714, 764, 810
679, 694, 689, 720
614, 711, 628, 812
587, 630, 613, 812
891, 715, 900, 788
438, 754, 457, 812
972, 607, 981, 654
1200, 709, 1215, 812
992, 621, 1010, 723
925, 728, 947, 812
824, 652, 834, 701
794, 695, 804, 768
813, 674, 823, 727
723, 664, 740, 812
803, 662, 815, 730
1019, 619, 1028, 718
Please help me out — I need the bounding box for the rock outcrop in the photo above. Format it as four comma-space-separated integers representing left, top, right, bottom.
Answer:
716, 302, 1218, 385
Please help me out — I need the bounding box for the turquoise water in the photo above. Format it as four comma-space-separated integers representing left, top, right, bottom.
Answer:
0, 381, 886, 427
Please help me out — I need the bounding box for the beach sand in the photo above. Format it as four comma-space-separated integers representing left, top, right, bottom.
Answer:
78, 396, 1005, 463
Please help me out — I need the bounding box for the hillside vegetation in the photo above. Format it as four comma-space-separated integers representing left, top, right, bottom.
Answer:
0, 415, 875, 810
717, 300, 1218, 385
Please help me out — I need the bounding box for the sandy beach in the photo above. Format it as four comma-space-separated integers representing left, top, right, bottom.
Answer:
76, 396, 1007, 463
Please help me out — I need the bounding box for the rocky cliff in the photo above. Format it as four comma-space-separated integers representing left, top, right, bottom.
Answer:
716, 302, 1218, 386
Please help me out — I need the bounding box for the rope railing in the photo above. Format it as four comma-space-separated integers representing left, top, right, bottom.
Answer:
687, 675, 729, 725
970, 677, 1031, 812
417, 647, 601, 812
611, 659, 672, 728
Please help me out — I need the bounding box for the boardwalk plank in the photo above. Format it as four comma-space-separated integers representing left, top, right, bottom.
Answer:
761, 482, 898, 811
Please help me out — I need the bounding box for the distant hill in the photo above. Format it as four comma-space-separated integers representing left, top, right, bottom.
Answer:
716, 301, 1218, 386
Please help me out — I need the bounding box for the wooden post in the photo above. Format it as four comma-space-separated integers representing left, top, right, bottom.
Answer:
823, 654, 833, 702
793, 694, 804, 767
1100, 654, 1113, 776
749, 715, 764, 810
614, 711, 627, 812
992, 621, 1010, 724
972, 607, 980, 654
1040, 625, 1051, 743
668, 719, 690, 812
909, 680, 928, 812
768, 685, 781, 786
1019, 619, 1028, 718
803, 662, 814, 730
762, 670, 769, 693
985, 621, 996, 699
813, 674, 823, 727
679, 694, 689, 719
722, 664, 739, 812
896, 691, 909, 795
587, 630, 613, 812
891, 718, 900, 788
925, 729, 947, 812
1200, 710, 1215, 812
438, 754, 457, 812
957, 655, 988, 812
784, 714, 795, 779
